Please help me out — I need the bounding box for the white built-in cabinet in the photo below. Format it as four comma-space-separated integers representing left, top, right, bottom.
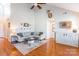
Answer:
56, 31, 79, 47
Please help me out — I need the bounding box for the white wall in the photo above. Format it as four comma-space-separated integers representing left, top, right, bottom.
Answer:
10, 3, 35, 32
0, 3, 10, 17
10, 3, 79, 40
10, 3, 49, 36
0, 3, 10, 38
34, 4, 49, 34
34, 4, 79, 39
47, 5, 79, 46
33, 4, 56, 38
49, 5, 79, 34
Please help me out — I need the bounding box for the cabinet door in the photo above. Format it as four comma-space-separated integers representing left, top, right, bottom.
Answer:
56, 32, 67, 44
65, 33, 78, 47
65, 33, 73, 46
70, 33, 78, 47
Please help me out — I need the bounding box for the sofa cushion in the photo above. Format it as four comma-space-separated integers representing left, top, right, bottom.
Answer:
22, 32, 31, 37
17, 33, 23, 37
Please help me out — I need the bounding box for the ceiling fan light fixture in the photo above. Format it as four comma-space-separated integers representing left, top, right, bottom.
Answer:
34, 3, 37, 6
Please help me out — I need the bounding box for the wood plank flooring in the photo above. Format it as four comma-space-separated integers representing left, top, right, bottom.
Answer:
0, 38, 79, 56
56, 43, 79, 56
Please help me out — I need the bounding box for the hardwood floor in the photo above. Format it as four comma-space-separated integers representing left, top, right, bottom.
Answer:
56, 43, 79, 56
26, 38, 56, 56
0, 38, 79, 56
0, 38, 23, 56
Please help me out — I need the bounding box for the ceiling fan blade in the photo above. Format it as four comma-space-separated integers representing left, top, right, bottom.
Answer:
30, 5, 35, 9
37, 3, 46, 4
37, 5, 42, 9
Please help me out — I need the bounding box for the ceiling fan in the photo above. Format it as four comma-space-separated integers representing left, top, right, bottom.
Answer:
30, 3, 46, 9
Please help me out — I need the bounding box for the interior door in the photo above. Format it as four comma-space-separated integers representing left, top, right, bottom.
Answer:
0, 22, 5, 37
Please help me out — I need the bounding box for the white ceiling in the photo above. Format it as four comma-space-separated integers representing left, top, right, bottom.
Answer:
48, 3, 79, 12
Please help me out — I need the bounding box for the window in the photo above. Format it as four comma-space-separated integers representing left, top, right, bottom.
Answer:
0, 4, 3, 16
0, 3, 10, 17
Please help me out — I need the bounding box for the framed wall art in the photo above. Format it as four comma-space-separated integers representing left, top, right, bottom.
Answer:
59, 21, 72, 29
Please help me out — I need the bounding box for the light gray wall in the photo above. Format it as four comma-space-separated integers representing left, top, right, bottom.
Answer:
10, 3, 35, 32
10, 3, 79, 39
0, 3, 10, 17
47, 5, 79, 45
50, 5, 79, 32
10, 3, 48, 35
34, 4, 79, 39
34, 4, 49, 34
